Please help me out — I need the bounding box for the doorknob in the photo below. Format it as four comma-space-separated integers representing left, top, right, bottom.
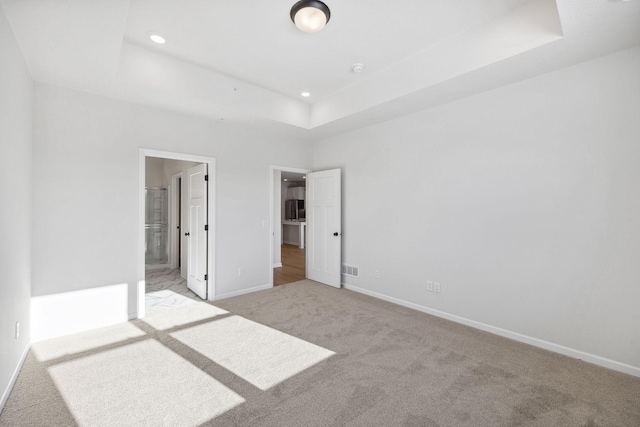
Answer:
185, 232, 190, 236
333, 232, 340, 236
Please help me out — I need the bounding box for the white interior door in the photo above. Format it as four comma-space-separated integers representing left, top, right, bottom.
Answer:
187, 164, 208, 299
306, 168, 341, 288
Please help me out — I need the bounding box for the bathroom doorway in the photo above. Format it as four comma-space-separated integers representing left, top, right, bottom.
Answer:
138, 149, 216, 318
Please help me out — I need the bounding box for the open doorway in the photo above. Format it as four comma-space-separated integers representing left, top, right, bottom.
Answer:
271, 166, 311, 286
138, 149, 216, 319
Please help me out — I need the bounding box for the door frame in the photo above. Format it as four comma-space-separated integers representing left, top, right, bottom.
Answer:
138, 149, 216, 318
269, 165, 312, 287
169, 172, 182, 270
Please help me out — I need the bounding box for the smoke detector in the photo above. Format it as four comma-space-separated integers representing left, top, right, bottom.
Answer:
351, 63, 365, 73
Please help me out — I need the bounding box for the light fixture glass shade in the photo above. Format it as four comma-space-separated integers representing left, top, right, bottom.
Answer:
148, 32, 166, 44
291, 1, 330, 33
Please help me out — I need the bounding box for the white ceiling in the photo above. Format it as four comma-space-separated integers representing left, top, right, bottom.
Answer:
124, 0, 531, 101
2, 0, 639, 141
281, 171, 306, 182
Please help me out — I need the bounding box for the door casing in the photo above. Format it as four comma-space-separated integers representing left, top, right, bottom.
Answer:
138, 149, 216, 318
269, 165, 312, 287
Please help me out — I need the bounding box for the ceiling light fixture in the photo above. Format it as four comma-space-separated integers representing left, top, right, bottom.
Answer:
301, 91, 311, 97
148, 32, 166, 44
290, 0, 331, 33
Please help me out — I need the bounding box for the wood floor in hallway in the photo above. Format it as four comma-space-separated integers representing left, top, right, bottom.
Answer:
274, 244, 305, 286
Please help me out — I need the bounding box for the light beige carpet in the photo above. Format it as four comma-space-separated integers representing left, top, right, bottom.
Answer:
1, 279, 639, 426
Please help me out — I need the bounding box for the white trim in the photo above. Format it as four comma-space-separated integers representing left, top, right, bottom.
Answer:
138, 151, 146, 319
1, 342, 30, 413
343, 283, 640, 378
169, 172, 183, 270
214, 284, 272, 301
273, 262, 283, 268
140, 149, 217, 318
269, 165, 312, 287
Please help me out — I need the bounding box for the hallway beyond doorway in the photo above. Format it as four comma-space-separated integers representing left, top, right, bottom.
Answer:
274, 244, 305, 286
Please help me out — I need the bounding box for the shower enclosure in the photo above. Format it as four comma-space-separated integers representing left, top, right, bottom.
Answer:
145, 187, 169, 265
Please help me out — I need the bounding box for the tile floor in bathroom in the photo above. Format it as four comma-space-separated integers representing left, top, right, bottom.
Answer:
145, 267, 201, 314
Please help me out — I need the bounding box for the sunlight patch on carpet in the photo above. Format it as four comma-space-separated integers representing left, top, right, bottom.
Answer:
48, 339, 244, 427
32, 322, 146, 362
142, 302, 228, 330
171, 315, 335, 390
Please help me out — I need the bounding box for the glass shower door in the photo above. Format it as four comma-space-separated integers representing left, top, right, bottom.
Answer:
145, 187, 169, 265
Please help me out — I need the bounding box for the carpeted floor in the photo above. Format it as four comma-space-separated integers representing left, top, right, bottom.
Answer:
1, 280, 639, 426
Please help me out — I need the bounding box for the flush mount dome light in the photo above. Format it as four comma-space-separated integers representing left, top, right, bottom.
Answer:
290, 0, 331, 33
148, 32, 166, 44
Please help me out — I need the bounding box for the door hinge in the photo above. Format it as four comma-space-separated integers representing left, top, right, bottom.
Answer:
204, 174, 208, 181
204, 224, 208, 231
204, 274, 208, 281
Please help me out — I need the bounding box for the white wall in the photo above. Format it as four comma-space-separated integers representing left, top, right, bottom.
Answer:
31, 83, 311, 340
313, 47, 640, 374
281, 181, 298, 246
0, 6, 33, 409
281, 181, 292, 221
145, 157, 166, 187
273, 170, 282, 267
145, 157, 199, 188
162, 158, 199, 185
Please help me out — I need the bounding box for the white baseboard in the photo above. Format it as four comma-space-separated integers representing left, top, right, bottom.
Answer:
343, 283, 640, 378
1, 342, 30, 413
273, 263, 283, 268
214, 284, 272, 301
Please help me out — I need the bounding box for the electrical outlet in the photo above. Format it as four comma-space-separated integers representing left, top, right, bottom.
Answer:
427, 281, 433, 291
238, 267, 244, 277
15, 321, 19, 339
374, 270, 380, 279
434, 282, 441, 293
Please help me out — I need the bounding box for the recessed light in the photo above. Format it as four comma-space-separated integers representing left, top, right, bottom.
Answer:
301, 91, 311, 97
148, 32, 166, 44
